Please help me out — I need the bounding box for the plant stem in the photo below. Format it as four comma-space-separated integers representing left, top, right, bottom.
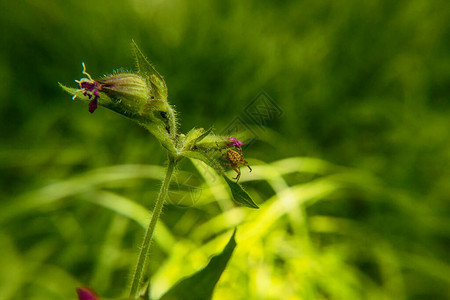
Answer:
129, 155, 176, 299
167, 104, 178, 140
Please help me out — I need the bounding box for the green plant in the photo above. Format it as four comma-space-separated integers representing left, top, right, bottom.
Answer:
60, 41, 258, 300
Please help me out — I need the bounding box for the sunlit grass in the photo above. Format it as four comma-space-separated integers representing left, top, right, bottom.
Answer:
1, 156, 447, 299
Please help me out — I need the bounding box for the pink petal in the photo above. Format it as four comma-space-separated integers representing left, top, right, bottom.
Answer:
77, 287, 99, 300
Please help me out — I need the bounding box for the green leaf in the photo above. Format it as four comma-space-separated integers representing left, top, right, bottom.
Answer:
223, 175, 259, 209
183, 128, 204, 148
194, 127, 214, 144
137, 279, 151, 300
59, 83, 96, 103
183, 127, 215, 151
59, 83, 78, 96
132, 40, 168, 100
183, 151, 258, 208
194, 134, 227, 149
160, 230, 237, 300
183, 151, 224, 173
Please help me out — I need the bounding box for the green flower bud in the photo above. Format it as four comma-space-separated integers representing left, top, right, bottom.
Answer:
98, 73, 150, 114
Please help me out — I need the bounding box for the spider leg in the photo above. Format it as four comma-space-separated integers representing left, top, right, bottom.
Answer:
237, 146, 243, 155
240, 160, 252, 172
216, 142, 228, 160
231, 164, 241, 182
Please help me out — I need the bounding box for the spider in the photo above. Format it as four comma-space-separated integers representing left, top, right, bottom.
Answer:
216, 142, 252, 182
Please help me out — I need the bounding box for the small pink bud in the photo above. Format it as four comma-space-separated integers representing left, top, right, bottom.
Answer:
76, 287, 99, 300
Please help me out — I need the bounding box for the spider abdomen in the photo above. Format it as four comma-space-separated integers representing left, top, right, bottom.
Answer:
227, 150, 242, 163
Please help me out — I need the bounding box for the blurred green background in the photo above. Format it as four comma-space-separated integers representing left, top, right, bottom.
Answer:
0, 0, 449, 299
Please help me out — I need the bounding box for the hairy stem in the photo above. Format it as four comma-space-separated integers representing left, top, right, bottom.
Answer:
129, 155, 176, 299
167, 104, 178, 140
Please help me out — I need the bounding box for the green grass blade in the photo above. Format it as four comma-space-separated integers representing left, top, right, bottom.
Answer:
160, 230, 237, 300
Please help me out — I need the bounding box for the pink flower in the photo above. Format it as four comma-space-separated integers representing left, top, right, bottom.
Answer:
226, 138, 243, 149
76, 287, 99, 300
72, 62, 149, 114
73, 63, 103, 113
